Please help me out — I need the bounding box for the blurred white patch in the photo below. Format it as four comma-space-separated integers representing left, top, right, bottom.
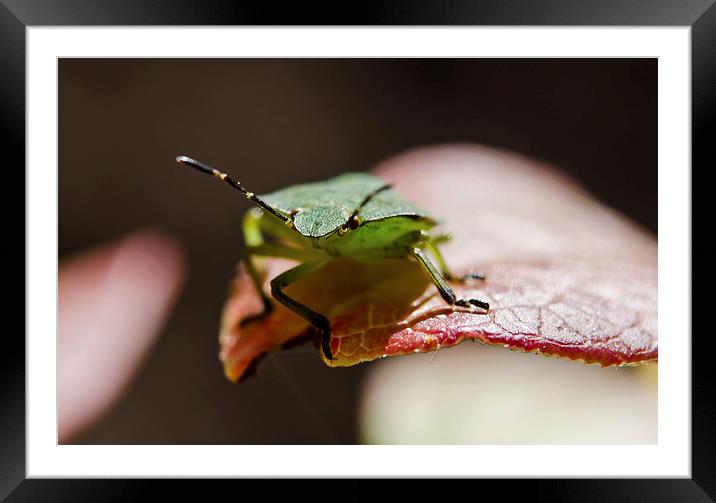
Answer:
360, 343, 656, 444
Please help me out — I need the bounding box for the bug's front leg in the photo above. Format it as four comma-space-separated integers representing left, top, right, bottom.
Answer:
240, 211, 277, 326
240, 243, 323, 326
423, 233, 487, 282
240, 209, 315, 327
411, 247, 489, 312
269, 260, 333, 360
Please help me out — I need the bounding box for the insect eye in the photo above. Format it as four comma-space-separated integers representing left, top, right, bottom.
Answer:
348, 215, 361, 230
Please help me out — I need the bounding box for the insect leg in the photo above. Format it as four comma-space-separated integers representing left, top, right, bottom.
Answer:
240, 252, 275, 327
243, 244, 326, 325
240, 210, 289, 326
411, 247, 489, 311
269, 260, 334, 360
241, 209, 322, 326
423, 236, 486, 282
428, 232, 452, 246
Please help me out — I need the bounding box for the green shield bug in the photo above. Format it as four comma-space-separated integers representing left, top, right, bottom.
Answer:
177, 156, 489, 361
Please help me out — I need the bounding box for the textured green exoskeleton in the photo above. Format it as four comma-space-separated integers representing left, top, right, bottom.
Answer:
177, 156, 489, 360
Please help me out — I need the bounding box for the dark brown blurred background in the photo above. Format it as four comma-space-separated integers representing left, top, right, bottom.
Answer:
59, 58, 656, 444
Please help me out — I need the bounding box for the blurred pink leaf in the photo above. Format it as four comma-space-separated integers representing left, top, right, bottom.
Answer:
219, 145, 657, 382
59, 231, 185, 441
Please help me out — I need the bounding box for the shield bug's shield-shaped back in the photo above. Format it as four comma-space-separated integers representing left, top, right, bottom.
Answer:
177, 155, 489, 361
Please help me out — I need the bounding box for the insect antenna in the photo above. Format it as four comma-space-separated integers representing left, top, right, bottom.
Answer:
176, 155, 290, 223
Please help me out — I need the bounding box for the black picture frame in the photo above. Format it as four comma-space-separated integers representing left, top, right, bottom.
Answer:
1, 1, 711, 500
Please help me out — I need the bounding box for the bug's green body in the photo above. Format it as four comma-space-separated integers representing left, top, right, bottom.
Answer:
258, 172, 436, 261
177, 156, 489, 361
261, 172, 434, 237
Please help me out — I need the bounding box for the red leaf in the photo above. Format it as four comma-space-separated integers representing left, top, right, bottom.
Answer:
219, 145, 657, 382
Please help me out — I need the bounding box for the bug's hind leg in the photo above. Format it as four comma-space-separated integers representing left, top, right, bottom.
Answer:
424, 234, 487, 283
411, 247, 489, 311
269, 260, 334, 360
